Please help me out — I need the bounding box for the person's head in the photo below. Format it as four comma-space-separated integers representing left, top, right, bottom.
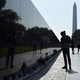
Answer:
60, 31, 66, 37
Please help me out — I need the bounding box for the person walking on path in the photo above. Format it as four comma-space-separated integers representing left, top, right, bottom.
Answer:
39, 39, 43, 54
77, 38, 80, 54
5, 32, 16, 68
60, 31, 72, 72
71, 38, 74, 54
32, 41, 37, 54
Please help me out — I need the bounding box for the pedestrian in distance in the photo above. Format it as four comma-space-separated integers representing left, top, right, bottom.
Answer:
60, 31, 72, 72
77, 38, 80, 54
32, 41, 37, 54
39, 39, 43, 54
71, 38, 74, 54
5, 32, 16, 68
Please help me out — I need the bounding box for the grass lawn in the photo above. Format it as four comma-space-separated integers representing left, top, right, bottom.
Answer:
0, 47, 33, 58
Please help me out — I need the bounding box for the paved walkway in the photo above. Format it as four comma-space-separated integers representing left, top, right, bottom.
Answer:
25, 50, 66, 80
0, 48, 80, 80
0, 47, 60, 76
66, 48, 80, 80
25, 48, 80, 80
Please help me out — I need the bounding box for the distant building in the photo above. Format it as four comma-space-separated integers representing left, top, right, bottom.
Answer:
72, 2, 77, 34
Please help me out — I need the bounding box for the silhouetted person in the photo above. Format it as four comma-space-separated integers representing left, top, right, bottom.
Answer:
32, 41, 37, 54
40, 40, 43, 53
77, 38, 80, 54
20, 60, 27, 76
71, 38, 74, 54
60, 31, 71, 72
5, 32, 16, 68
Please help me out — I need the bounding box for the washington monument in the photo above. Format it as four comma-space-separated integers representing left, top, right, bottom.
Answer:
72, 2, 77, 34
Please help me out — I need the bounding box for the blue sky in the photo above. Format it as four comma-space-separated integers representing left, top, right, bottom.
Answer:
31, 0, 80, 40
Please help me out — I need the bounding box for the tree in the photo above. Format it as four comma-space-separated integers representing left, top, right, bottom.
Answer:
0, 0, 26, 46
72, 29, 80, 46
0, 9, 21, 46
0, 9, 20, 22
24, 26, 60, 47
0, 0, 6, 10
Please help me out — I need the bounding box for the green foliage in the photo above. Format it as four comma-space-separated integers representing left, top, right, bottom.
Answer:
0, 9, 20, 22
14, 47, 32, 54
24, 26, 60, 47
0, 0, 6, 10
0, 47, 33, 58
0, 0, 26, 47
72, 29, 80, 45
0, 48, 8, 58
0, 0, 60, 48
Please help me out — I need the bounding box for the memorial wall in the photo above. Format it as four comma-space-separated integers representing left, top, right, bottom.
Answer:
0, 0, 60, 79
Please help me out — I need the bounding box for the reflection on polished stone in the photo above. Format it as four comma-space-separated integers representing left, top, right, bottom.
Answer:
0, 0, 60, 79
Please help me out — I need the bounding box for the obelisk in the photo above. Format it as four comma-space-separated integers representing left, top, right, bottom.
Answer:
72, 2, 77, 34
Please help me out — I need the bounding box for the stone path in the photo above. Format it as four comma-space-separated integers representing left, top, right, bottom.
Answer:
24, 48, 80, 80
24, 51, 66, 80
66, 48, 80, 80
1, 48, 80, 80
0, 47, 60, 76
